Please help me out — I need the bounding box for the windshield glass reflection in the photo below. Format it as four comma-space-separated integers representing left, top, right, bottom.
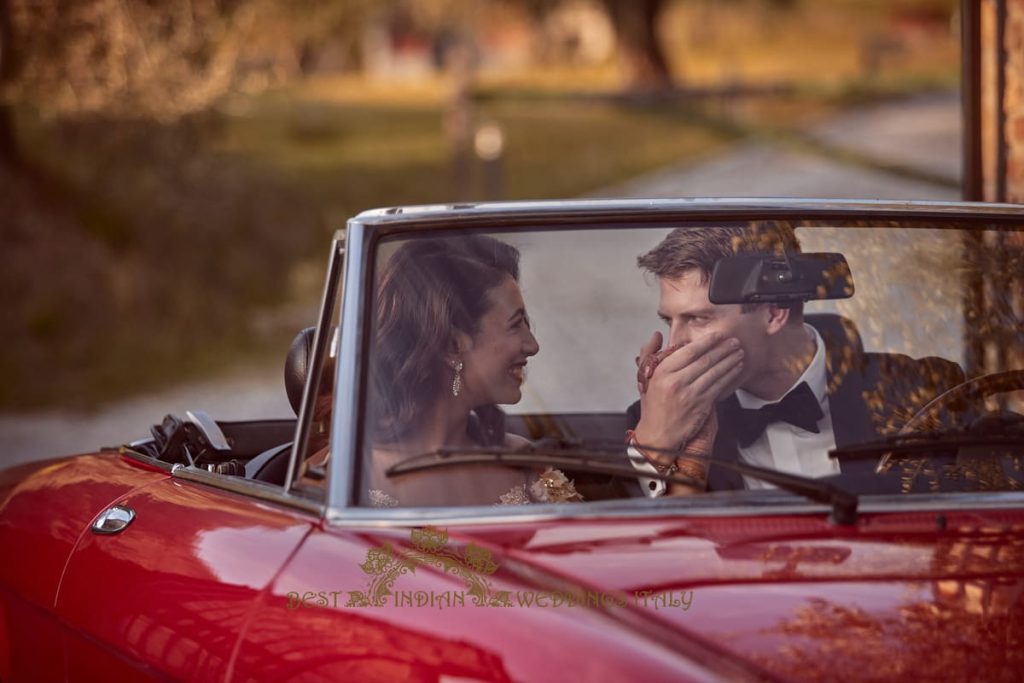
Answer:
356, 221, 1024, 507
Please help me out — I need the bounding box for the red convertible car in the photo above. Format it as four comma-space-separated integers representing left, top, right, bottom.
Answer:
2, 199, 1023, 681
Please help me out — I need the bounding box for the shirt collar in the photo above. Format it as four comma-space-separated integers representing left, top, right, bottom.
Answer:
735, 323, 827, 409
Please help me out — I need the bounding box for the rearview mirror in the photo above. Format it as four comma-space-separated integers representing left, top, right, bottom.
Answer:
708, 252, 854, 305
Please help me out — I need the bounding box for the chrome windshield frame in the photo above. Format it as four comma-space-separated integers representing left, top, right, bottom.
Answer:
326, 219, 371, 511
284, 229, 346, 495
321, 199, 1024, 524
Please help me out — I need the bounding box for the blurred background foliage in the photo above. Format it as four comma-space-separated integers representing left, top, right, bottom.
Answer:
0, 0, 959, 409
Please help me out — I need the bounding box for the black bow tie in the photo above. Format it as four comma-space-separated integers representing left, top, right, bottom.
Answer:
731, 382, 824, 448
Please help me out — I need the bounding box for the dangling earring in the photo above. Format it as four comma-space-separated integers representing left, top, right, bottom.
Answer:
450, 359, 464, 397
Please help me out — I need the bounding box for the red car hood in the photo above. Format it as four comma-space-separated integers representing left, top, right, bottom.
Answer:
449, 508, 1024, 681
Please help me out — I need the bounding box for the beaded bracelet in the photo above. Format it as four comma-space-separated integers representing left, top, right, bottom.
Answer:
625, 429, 709, 483
624, 429, 678, 475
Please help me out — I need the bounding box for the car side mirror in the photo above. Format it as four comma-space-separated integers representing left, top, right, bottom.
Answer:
708, 252, 854, 304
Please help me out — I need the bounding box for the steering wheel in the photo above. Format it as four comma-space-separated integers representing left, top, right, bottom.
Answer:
899, 369, 1024, 434
877, 370, 1024, 484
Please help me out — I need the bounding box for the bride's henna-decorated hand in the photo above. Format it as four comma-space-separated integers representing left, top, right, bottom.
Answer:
636, 341, 683, 394
635, 343, 718, 492
633, 330, 743, 458
683, 409, 717, 457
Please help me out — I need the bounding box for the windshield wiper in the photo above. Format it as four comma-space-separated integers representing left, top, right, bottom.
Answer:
386, 438, 859, 525
829, 415, 1024, 473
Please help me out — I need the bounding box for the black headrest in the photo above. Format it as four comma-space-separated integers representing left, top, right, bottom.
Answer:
284, 327, 316, 416
806, 313, 863, 354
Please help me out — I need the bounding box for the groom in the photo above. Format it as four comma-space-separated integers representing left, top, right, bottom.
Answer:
625, 224, 964, 495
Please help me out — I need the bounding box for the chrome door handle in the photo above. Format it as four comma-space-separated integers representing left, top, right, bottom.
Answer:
91, 504, 136, 535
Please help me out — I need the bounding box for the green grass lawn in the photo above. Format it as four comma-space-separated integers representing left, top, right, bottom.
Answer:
213, 81, 735, 225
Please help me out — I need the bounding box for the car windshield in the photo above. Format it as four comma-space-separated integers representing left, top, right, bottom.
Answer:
353, 217, 1024, 509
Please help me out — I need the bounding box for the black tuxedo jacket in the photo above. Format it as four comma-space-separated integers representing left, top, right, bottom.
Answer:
625, 314, 965, 492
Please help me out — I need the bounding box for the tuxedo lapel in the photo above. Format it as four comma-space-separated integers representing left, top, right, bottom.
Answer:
822, 336, 879, 478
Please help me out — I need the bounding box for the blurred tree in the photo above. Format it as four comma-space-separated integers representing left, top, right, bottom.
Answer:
6, 0, 263, 119
509, 0, 671, 91
0, 0, 379, 172
0, 0, 354, 407
528, 0, 801, 92
1, 0, 248, 172
598, 0, 671, 91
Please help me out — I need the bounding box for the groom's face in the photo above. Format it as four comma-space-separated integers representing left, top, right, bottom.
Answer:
657, 270, 770, 392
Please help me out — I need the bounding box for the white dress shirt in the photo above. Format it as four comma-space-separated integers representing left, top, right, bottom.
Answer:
631, 324, 839, 496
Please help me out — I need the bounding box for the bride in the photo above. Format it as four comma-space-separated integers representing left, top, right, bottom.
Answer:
365, 234, 580, 507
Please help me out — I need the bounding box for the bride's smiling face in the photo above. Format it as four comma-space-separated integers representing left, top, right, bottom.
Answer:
457, 275, 540, 406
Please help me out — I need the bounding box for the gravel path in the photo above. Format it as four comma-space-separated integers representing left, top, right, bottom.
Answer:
595, 92, 960, 200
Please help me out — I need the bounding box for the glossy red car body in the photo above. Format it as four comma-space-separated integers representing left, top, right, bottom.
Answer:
2, 200, 1023, 682
3, 451, 1022, 681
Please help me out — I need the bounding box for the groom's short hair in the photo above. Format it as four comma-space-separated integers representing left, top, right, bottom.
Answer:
637, 223, 801, 282
637, 223, 803, 315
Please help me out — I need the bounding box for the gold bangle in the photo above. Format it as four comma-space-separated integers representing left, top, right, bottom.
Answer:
626, 432, 677, 474
635, 441, 678, 475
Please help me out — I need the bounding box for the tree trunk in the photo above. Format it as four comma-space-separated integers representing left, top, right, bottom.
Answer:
0, 0, 23, 170
600, 0, 673, 92
0, 103, 20, 170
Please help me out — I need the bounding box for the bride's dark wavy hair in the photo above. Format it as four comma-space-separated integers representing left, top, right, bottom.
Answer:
370, 234, 521, 446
